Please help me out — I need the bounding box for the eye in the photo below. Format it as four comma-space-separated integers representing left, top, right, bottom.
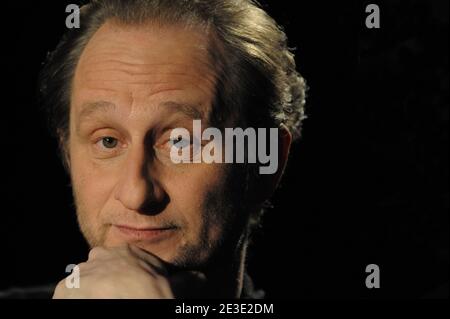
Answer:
99, 137, 118, 149
169, 135, 190, 149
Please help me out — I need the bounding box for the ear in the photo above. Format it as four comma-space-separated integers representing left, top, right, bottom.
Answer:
256, 124, 292, 203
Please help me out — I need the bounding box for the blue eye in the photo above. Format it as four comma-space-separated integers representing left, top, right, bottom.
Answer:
101, 137, 118, 149
169, 135, 190, 149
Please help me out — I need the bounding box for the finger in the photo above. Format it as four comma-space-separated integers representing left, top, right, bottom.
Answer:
87, 246, 110, 261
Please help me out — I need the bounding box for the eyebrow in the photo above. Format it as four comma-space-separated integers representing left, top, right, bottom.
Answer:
160, 101, 205, 121
76, 100, 206, 131
76, 101, 116, 133
77, 101, 116, 122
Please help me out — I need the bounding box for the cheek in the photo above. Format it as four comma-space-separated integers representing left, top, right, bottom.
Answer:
164, 164, 227, 233
69, 145, 117, 216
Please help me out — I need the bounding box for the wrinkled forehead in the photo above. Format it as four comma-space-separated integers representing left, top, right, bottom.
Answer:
71, 21, 220, 122
78, 20, 216, 70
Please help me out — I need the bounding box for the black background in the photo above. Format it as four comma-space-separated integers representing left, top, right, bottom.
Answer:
0, 0, 448, 298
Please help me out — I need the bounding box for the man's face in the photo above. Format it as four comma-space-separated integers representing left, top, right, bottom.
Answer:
68, 21, 247, 268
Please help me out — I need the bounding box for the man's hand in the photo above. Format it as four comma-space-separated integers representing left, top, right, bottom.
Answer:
53, 245, 175, 299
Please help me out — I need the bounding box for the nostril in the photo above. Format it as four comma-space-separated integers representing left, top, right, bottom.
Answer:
113, 146, 167, 214
138, 193, 170, 216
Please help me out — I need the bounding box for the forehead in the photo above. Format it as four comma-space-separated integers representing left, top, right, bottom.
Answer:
78, 21, 214, 69
71, 21, 218, 120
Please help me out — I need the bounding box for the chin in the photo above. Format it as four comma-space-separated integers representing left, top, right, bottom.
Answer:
101, 229, 181, 262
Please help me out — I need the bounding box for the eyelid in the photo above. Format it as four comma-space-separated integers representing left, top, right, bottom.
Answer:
156, 131, 208, 156
94, 137, 121, 151
154, 129, 186, 147
168, 136, 191, 149
90, 127, 122, 142
90, 133, 127, 158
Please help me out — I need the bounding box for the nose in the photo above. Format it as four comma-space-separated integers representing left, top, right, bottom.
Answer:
113, 144, 167, 215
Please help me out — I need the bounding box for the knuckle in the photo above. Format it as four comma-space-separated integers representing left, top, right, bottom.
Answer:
54, 279, 67, 293
88, 246, 107, 260
55, 280, 64, 289
76, 262, 88, 271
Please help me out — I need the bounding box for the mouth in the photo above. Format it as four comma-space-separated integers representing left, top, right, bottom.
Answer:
113, 224, 178, 243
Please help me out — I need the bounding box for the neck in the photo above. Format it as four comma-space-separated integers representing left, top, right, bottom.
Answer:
203, 241, 248, 298
187, 229, 248, 299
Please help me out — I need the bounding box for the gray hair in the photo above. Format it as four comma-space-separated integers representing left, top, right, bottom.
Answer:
39, 0, 307, 155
